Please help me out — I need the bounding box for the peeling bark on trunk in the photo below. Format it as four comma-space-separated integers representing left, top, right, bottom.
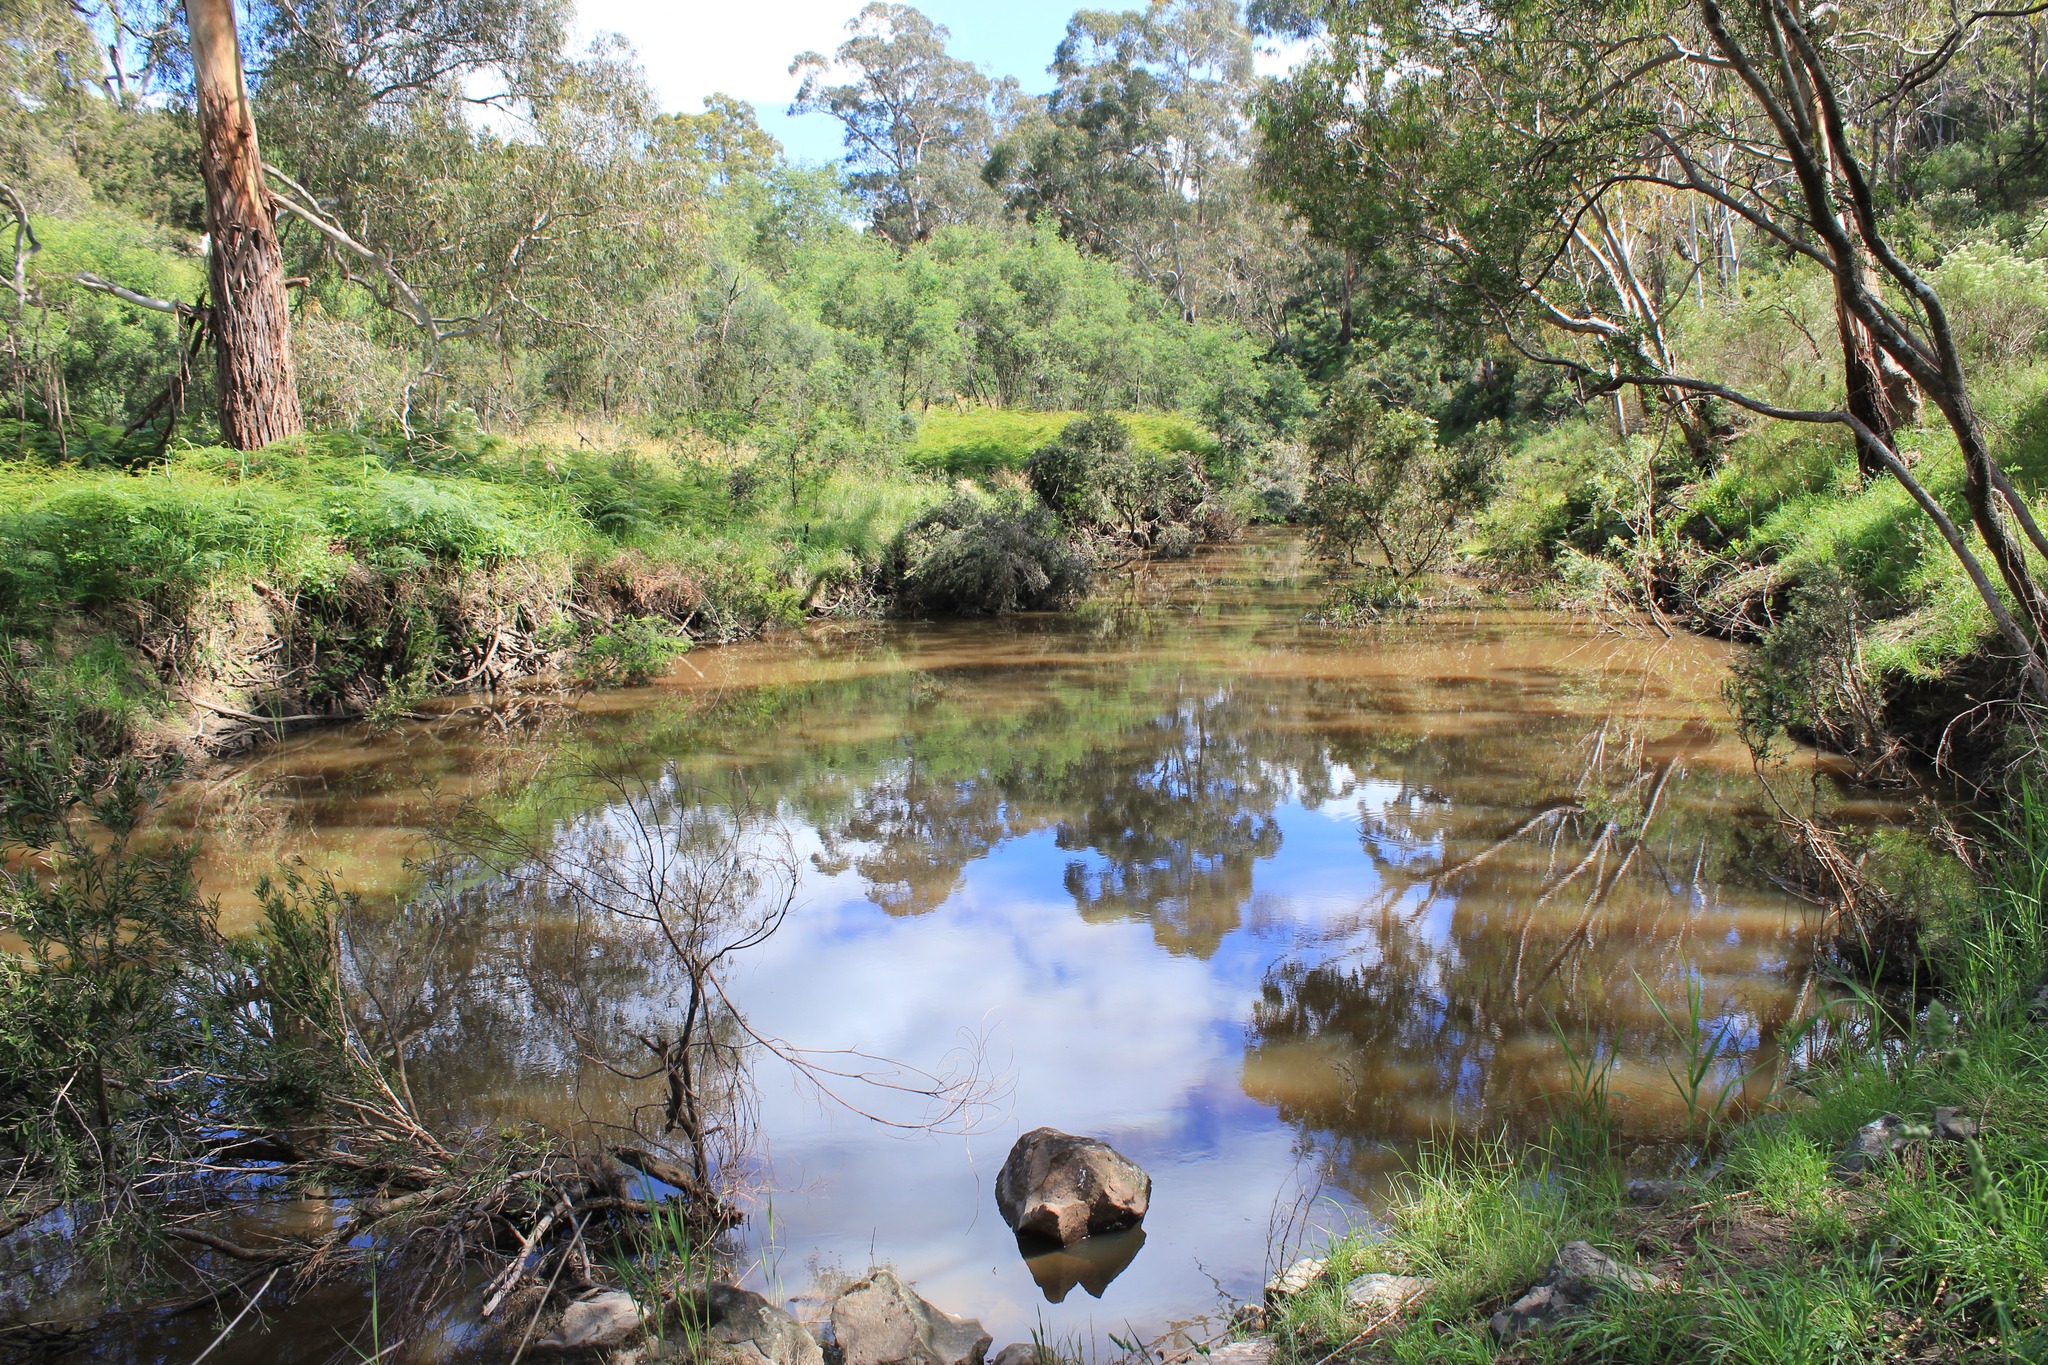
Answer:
1836, 263, 1922, 478
191, 0, 303, 450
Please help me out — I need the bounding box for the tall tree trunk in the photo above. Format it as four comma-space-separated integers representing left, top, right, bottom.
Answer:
1836, 257, 1921, 479
191, 0, 303, 450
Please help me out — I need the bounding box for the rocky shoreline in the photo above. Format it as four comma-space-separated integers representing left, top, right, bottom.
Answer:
517, 1092, 2014, 1362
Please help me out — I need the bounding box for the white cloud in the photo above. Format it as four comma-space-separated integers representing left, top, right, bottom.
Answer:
720, 829, 1356, 1342
576, 0, 856, 113
1253, 34, 1317, 80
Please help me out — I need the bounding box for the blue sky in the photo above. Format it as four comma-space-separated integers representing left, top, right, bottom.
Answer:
575, 1, 1089, 164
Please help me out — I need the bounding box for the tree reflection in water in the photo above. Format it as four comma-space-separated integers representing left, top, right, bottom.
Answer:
789, 654, 1813, 1148
183, 542, 1860, 1345
339, 767, 1002, 1215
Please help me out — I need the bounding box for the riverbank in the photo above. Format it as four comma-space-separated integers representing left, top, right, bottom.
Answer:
0, 425, 951, 759
1241, 791, 2048, 1364
3, 476, 2039, 1361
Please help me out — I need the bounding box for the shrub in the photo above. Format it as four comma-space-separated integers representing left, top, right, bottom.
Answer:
1724, 565, 1892, 771
887, 492, 1091, 616
1026, 414, 1217, 549
1302, 373, 1497, 576
1027, 413, 1133, 525
578, 615, 691, 686
1930, 240, 2048, 368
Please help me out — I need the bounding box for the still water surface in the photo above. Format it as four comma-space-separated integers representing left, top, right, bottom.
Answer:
152, 535, 1861, 1358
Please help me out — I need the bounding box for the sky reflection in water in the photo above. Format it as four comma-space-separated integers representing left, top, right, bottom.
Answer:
186, 536, 1855, 1351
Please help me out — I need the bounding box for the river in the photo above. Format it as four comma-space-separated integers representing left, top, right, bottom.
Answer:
100, 533, 1877, 1361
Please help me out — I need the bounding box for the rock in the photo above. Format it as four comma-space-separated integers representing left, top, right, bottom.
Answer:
987, 1346, 1039, 1365
1488, 1242, 1660, 1341
1342, 1274, 1432, 1316
2028, 981, 2048, 1025
537, 1289, 643, 1351
1624, 1178, 1687, 1206
1263, 1256, 1327, 1304
1934, 1107, 1981, 1142
831, 1268, 991, 1365
995, 1129, 1151, 1246
1203, 1340, 1274, 1365
692, 1285, 825, 1365
1836, 1115, 1906, 1174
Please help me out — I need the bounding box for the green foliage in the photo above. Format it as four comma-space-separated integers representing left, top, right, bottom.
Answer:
1024, 413, 1222, 552
0, 432, 939, 632
909, 408, 1217, 480
1724, 566, 1890, 766
791, 3, 1009, 247
887, 491, 1092, 617
1930, 240, 2048, 369
579, 615, 691, 687
1301, 374, 1494, 577
0, 662, 342, 1205
1028, 413, 1142, 524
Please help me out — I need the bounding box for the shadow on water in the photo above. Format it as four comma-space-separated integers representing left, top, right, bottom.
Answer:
70, 532, 1910, 1362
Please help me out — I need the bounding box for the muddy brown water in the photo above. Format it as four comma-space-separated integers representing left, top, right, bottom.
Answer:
37, 535, 1896, 1361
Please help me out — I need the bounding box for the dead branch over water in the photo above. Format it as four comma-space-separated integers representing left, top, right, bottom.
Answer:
0, 750, 1002, 1357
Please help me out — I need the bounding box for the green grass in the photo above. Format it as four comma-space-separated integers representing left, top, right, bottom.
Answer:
1263, 792, 2048, 1364
0, 429, 944, 625
905, 408, 1217, 479
1472, 363, 2048, 686
0, 423, 951, 746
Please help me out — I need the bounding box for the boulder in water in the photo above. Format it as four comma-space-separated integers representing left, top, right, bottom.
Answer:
994, 1128, 1150, 1246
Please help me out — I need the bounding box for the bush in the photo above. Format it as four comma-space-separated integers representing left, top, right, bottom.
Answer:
1026, 414, 1216, 550
887, 492, 1091, 616
578, 615, 692, 686
1302, 373, 1496, 576
1930, 239, 2048, 368
1027, 413, 1133, 524
1725, 565, 1892, 771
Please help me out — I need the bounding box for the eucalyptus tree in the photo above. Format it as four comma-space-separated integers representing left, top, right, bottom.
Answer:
993, 0, 1300, 330
191, 0, 302, 448
790, 3, 1014, 246
1261, 0, 2048, 698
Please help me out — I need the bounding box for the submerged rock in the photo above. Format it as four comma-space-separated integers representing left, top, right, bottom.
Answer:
1203, 1340, 1274, 1365
995, 1129, 1150, 1246
1263, 1257, 1327, 1304
1342, 1274, 1433, 1316
537, 1289, 643, 1351
831, 1268, 991, 1365
694, 1285, 825, 1365
1489, 1242, 1660, 1340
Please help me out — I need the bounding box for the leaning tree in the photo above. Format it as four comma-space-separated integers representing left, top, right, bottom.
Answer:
1262, 0, 2048, 699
